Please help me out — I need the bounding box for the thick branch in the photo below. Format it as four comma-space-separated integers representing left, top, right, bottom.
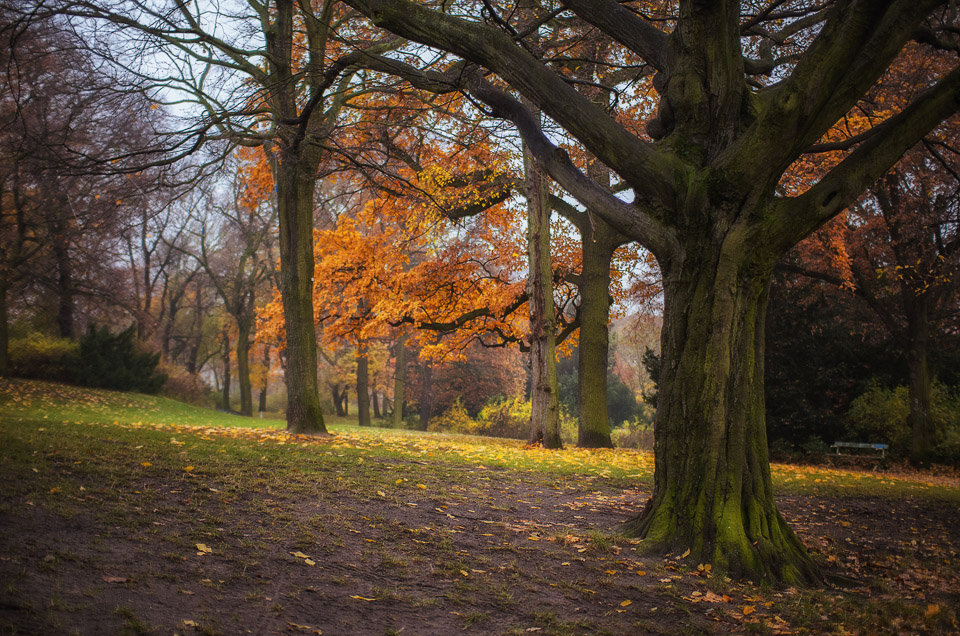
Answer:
780, 64, 960, 248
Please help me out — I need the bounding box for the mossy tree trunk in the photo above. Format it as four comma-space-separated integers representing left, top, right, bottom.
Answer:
622, 222, 818, 585
275, 154, 327, 434
357, 341, 371, 427
524, 144, 562, 449
576, 216, 625, 448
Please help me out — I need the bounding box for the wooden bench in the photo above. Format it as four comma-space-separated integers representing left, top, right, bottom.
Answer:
831, 441, 888, 458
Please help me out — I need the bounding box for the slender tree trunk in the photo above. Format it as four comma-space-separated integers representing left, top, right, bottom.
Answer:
577, 224, 618, 448
357, 342, 371, 427
221, 330, 231, 412
275, 157, 327, 434
0, 281, 9, 377
524, 145, 562, 449
621, 232, 819, 585
52, 225, 75, 339
332, 385, 346, 416
236, 314, 254, 416
393, 334, 407, 428
342, 391, 349, 415
419, 361, 433, 430
372, 389, 381, 419
186, 279, 203, 374
258, 345, 270, 413
905, 304, 935, 465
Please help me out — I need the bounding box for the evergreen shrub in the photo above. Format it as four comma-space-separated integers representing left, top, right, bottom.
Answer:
69, 325, 166, 393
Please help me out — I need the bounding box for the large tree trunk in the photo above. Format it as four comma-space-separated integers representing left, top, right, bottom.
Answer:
524, 146, 562, 449
577, 223, 618, 448
419, 361, 433, 430
357, 342, 371, 427
621, 232, 820, 585
392, 334, 407, 428
275, 157, 327, 434
236, 313, 254, 416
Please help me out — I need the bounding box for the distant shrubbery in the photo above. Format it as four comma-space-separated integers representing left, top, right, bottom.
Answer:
844, 381, 960, 465
157, 361, 212, 405
428, 395, 578, 444
68, 325, 167, 393
8, 332, 77, 381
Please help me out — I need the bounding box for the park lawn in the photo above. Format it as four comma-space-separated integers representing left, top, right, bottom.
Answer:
1, 377, 958, 635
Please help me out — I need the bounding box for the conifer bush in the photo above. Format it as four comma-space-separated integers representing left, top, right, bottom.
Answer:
69, 325, 166, 393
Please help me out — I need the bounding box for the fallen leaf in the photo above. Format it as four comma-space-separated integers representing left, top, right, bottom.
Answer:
416, 484, 427, 490
304, 558, 316, 566
195, 543, 212, 554
290, 551, 311, 559
141, 462, 152, 467
742, 605, 756, 616
681, 548, 691, 558
183, 619, 197, 627
287, 622, 322, 634
636, 570, 646, 576
604, 570, 617, 575
377, 490, 385, 497
926, 604, 941, 618
620, 600, 632, 607
350, 595, 377, 601
102, 576, 127, 583
184, 466, 194, 472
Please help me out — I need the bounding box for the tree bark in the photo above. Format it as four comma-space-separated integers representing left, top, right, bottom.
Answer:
221, 329, 231, 412
330, 385, 344, 416
577, 220, 618, 448
357, 342, 371, 427
236, 313, 254, 416
275, 156, 327, 434
419, 361, 433, 430
524, 144, 562, 449
905, 303, 935, 466
393, 333, 407, 428
0, 282, 9, 377
621, 231, 820, 585
258, 344, 270, 413
52, 214, 75, 339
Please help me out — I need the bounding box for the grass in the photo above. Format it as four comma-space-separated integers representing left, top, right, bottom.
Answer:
2, 377, 956, 503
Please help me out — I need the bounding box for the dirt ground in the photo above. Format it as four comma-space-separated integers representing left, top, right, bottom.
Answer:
2, 451, 959, 635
